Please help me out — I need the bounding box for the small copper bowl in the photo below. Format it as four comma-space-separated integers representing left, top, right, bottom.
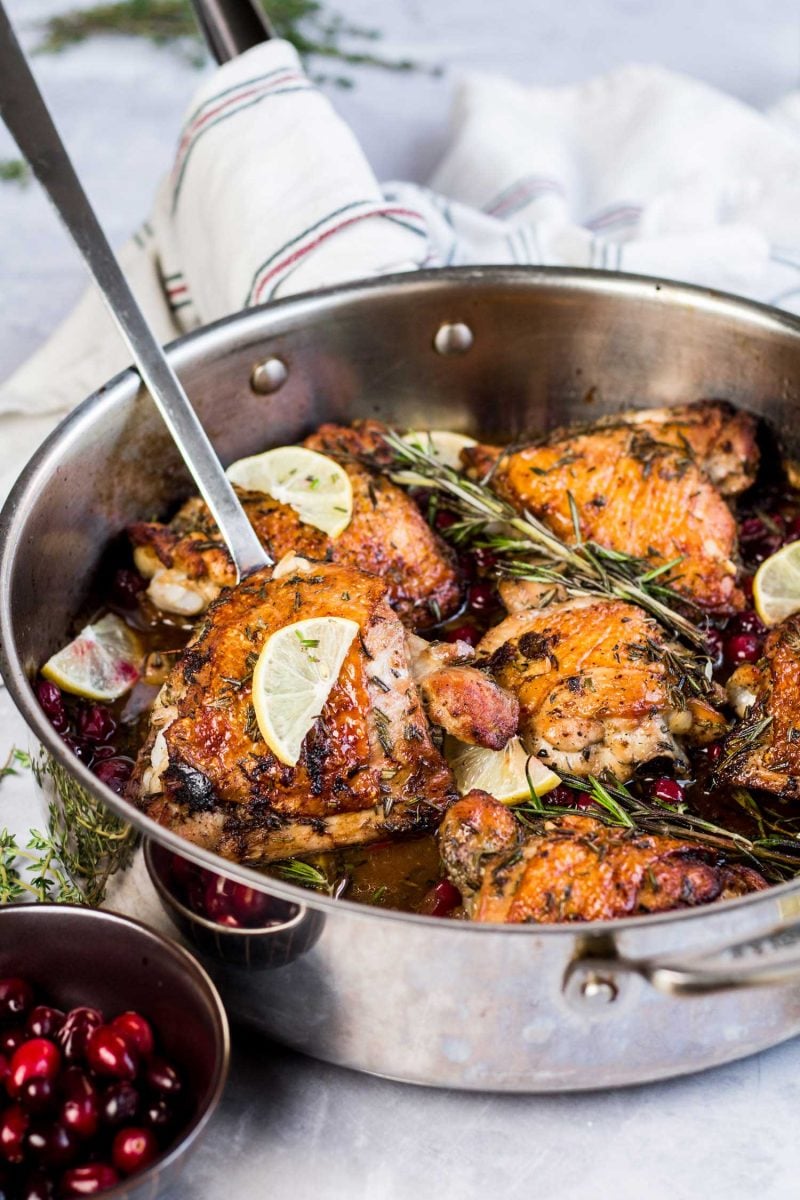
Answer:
0, 903, 229, 1199
144, 839, 324, 971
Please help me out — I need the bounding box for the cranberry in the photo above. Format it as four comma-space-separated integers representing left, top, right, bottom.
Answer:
0, 980, 34, 1024
76, 706, 116, 746
100, 1082, 139, 1129
0, 1104, 28, 1162
92, 757, 133, 795
467, 546, 498, 573
745, 536, 781, 566
61, 736, 92, 764
547, 784, 577, 807
61, 1163, 120, 1196
706, 742, 724, 763
784, 515, 800, 543
466, 582, 494, 613
202, 876, 237, 924
21, 1168, 55, 1200
25, 1007, 64, 1041
111, 568, 146, 608
727, 610, 765, 637
169, 853, 199, 894
60, 1071, 99, 1140
443, 624, 480, 647
724, 633, 762, 665
739, 516, 768, 541
85, 1028, 136, 1081
111, 1126, 158, 1175
652, 776, 685, 806
0, 1031, 25, 1057
0, 1055, 8, 1091
110, 1013, 153, 1060
227, 882, 275, 926
740, 574, 754, 603
704, 627, 724, 668
423, 880, 461, 917
26, 1121, 77, 1169
9, 1040, 61, 1097
144, 1058, 181, 1098
18, 1079, 56, 1117
433, 509, 458, 531
58, 1009, 103, 1064
35, 681, 68, 733
143, 1096, 174, 1131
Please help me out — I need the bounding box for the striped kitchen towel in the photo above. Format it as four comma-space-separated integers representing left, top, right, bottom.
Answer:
3, 38, 800, 434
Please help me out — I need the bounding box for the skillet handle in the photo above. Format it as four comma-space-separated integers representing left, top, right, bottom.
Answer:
188, 0, 273, 64
564, 919, 800, 1002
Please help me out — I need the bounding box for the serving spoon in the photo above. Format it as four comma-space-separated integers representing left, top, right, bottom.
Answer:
0, 1, 271, 582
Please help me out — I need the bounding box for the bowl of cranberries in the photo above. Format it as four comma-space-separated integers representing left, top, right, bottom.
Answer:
0, 904, 229, 1199
143, 841, 323, 970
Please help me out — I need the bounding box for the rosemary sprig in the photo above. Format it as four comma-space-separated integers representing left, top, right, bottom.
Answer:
382, 430, 707, 651
0, 750, 137, 906
272, 857, 349, 897
517, 771, 800, 883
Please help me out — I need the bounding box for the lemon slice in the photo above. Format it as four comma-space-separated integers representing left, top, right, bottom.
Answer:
42, 614, 142, 701
252, 616, 360, 766
753, 540, 800, 626
226, 446, 353, 538
402, 429, 477, 470
445, 736, 561, 805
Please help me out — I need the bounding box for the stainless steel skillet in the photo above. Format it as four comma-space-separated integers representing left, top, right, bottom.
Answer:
4, 267, 800, 1090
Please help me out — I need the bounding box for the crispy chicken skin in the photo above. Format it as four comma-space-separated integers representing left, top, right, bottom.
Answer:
407, 635, 520, 750
439, 793, 767, 923
718, 616, 800, 799
131, 562, 457, 863
477, 597, 725, 781
463, 401, 749, 612
130, 428, 460, 630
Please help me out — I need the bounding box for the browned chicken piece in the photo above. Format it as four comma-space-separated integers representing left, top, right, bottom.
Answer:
477, 597, 725, 781
131, 562, 458, 864
130, 432, 460, 631
439, 793, 767, 923
463, 403, 747, 612
406, 635, 519, 750
718, 615, 800, 799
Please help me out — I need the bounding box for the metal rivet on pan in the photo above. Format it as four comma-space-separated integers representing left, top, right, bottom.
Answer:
580, 974, 618, 1004
251, 356, 289, 394
433, 322, 474, 356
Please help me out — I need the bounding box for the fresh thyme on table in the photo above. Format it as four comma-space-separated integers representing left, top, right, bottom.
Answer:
36, 0, 432, 85
0, 749, 137, 906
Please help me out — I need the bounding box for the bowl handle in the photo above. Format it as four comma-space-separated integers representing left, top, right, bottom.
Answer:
563, 920, 800, 1004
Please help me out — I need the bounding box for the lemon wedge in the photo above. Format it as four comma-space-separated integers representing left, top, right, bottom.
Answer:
445, 736, 561, 805
252, 616, 359, 766
42, 614, 142, 701
226, 446, 353, 538
753, 540, 800, 626
401, 429, 477, 470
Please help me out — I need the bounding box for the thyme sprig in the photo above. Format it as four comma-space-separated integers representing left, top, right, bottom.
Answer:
382, 430, 708, 652
517, 770, 800, 883
0, 751, 137, 906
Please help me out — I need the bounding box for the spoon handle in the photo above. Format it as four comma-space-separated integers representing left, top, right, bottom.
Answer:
188, 0, 273, 64
0, 3, 271, 579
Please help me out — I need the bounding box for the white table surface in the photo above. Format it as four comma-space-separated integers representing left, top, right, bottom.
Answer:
2, 2, 800, 1197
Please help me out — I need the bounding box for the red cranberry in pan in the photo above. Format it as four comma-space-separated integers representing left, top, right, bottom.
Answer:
424, 880, 462, 918
547, 784, 577, 807
443, 624, 480, 647
61, 1163, 120, 1196
58, 1010, 103, 1065
85, 1028, 137, 1081
25, 1008, 64, 1042
8, 1040, 61, 1097
76, 706, 116, 746
433, 509, 458, 531
92, 757, 133, 795
724, 633, 762, 665
466, 582, 494, 613
60, 736, 92, 765
110, 568, 146, 608
703, 627, 724, 667
726, 610, 765, 637
0, 979, 34, 1024
652, 777, 685, 806
706, 742, 724, 763
784, 514, 800, 543
34, 682, 68, 734
111, 1126, 158, 1175
110, 1013, 153, 1061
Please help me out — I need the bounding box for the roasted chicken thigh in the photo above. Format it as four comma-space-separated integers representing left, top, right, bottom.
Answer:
477, 597, 725, 781
131, 428, 460, 630
439, 793, 767, 923
463, 401, 753, 612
